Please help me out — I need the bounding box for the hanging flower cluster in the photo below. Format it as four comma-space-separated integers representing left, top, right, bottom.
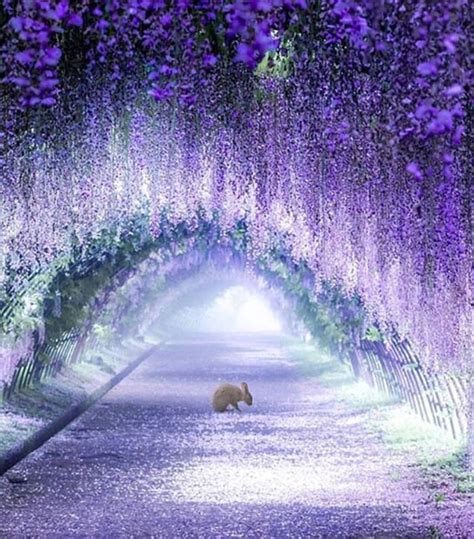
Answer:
0, 1, 471, 379
1, 0, 306, 108
2, 0, 82, 106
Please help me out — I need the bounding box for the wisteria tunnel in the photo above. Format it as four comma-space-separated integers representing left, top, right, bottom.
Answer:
0, 1, 472, 537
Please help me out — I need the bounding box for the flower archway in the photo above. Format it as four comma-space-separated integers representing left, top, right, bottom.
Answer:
0, 1, 471, 464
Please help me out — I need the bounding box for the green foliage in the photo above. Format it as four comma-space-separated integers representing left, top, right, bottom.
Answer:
45, 262, 112, 341
428, 525, 443, 538
2, 211, 384, 397
423, 450, 474, 495
378, 405, 472, 500
364, 325, 384, 342
256, 47, 293, 79
258, 249, 372, 355
2, 211, 160, 343
92, 323, 114, 343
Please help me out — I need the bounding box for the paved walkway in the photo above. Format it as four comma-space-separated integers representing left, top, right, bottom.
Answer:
0, 333, 471, 537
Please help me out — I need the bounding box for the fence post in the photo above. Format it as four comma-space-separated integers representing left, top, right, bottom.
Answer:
468, 375, 474, 474
349, 348, 361, 378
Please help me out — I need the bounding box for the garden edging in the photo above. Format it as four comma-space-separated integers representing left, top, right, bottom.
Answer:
0, 342, 164, 476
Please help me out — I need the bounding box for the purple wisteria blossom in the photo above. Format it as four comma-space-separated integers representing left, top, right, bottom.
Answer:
0, 1, 471, 439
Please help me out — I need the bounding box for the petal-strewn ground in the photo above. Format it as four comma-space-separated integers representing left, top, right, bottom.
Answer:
0, 333, 472, 538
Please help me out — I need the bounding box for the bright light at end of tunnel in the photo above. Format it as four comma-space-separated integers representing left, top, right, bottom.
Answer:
234, 292, 282, 332
210, 286, 282, 333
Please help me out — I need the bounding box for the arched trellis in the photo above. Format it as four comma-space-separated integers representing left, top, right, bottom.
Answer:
1, 262, 134, 400
0, 217, 468, 442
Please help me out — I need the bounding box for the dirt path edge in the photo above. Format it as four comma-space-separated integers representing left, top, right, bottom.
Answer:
0, 343, 164, 476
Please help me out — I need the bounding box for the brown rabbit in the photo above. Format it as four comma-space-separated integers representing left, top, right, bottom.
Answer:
212, 382, 253, 412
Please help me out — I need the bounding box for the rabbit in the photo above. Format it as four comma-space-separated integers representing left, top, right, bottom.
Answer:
212, 382, 253, 412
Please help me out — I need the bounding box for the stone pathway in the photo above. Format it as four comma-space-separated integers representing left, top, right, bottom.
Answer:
0, 333, 472, 538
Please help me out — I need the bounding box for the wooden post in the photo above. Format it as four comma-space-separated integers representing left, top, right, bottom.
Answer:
468, 375, 474, 474
349, 348, 361, 378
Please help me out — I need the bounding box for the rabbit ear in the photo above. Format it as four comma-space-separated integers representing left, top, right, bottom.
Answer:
241, 382, 248, 392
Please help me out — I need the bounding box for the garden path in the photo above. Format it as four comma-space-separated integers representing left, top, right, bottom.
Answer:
0, 333, 471, 538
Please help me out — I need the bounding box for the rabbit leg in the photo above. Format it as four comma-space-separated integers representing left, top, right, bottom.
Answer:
232, 403, 242, 412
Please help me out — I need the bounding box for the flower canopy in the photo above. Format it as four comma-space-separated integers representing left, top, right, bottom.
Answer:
0, 1, 471, 375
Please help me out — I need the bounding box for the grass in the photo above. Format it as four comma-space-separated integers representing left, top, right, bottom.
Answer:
285, 337, 473, 498
421, 449, 474, 495
0, 337, 151, 458
0, 414, 44, 453
373, 391, 472, 496
286, 338, 397, 409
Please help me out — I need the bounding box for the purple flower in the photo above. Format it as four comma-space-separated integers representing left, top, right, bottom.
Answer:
159, 64, 176, 75
415, 103, 435, 120
98, 19, 110, 31
148, 85, 173, 101
203, 54, 218, 68
443, 33, 459, 54
427, 110, 453, 136
55, 1, 69, 20
453, 125, 464, 145
417, 61, 437, 77
254, 30, 278, 54
444, 84, 463, 97
27, 96, 41, 106
442, 152, 454, 164
40, 96, 57, 106
14, 49, 36, 65
67, 13, 83, 27
406, 162, 423, 181
38, 34, 50, 46
180, 93, 197, 107
10, 17, 23, 32
235, 43, 257, 67
39, 77, 59, 90
250, 0, 272, 13
10, 76, 31, 87
160, 14, 172, 27
43, 47, 62, 66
